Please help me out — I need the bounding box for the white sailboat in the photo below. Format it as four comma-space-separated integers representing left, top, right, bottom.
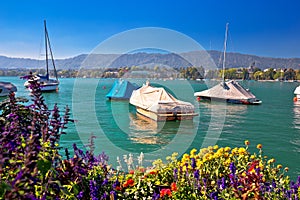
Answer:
24, 20, 59, 92
194, 23, 262, 105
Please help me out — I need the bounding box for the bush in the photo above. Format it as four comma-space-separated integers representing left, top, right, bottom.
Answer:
0, 76, 299, 199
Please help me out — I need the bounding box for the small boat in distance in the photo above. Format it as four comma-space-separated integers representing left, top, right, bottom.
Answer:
293, 86, 300, 101
194, 23, 261, 105
0, 81, 17, 97
106, 79, 139, 100
24, 20, 59, 92
130, 81, 198, 121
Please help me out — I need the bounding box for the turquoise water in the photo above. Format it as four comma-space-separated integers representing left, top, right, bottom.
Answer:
1, 77, 299, 179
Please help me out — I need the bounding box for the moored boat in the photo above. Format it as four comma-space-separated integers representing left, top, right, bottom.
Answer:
24, 20, 59, 92
194, 23, 261, 105
106, 79, 139, 100
194, 80, 262, 105
294, 85, 300, 101
129, 82, 198, 121
0, 81, 17, 97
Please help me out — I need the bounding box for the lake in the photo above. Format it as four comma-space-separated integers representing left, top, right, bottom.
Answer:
1, 76, 299, 180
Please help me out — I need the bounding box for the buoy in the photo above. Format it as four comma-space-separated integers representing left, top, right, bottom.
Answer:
196, 96, 201, 101
293, 97, 297, 102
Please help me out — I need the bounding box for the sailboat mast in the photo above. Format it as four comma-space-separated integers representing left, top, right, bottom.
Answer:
222, 23, 229, 85
44, 20, 49, 80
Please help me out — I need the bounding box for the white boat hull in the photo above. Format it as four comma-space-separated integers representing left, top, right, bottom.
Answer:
24, 78, 59, 92
136, 107, 198, 122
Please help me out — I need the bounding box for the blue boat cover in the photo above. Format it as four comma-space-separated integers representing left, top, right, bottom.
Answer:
106, 80, 139, 100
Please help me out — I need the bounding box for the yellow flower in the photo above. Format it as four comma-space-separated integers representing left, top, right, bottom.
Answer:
217, 148, 225, 155
196, 160, 203, 168
224, 159, 231, 166
244, 140, 250, 146
231, 147, 238, 155
190, 148, 197, 156
277, 164, 282, 169
256, 144, 262, 149
284, 167, 289, 172
267, 158, 275, 164
181, 154, 190, 163
224, 147, 231, 152
213, 145, 219, 150
238, 147, 246, 155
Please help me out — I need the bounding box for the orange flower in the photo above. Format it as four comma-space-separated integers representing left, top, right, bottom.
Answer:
149, 170, 157, 175
256, 144, 262, 149
244, 140, 250, 146
171, 182, 177, 191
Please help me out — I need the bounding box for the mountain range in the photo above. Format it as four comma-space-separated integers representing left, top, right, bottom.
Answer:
0, 50, 299, 70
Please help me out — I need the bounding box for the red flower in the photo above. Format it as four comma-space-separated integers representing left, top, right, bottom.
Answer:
123, 179, 135, 188
129, 170, 135, 174
160, 189, 172, 197
127, 179, 134, 186
115, 186, 121, 191
149, 170, 157, 175
248, 160, 259, 173
171, 182, 177, 191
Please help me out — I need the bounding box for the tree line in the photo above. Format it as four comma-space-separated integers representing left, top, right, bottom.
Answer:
1, 66, 300, 80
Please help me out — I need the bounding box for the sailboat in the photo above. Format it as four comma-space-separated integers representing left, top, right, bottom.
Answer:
194, 23, 262, 105
24, 20, 59, 92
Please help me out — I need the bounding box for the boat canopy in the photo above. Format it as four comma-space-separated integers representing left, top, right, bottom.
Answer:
194, 80, 256, 100
294, 86, 300, 95
130, 83, 195, 113
0, 81, 17, 96
106, 79, 139, 100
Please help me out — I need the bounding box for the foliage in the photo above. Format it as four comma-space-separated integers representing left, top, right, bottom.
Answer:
0, 75, 299, 199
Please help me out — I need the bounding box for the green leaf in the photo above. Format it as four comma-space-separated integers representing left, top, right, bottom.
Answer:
37, 159, 52, 177
0, 182, 11, 197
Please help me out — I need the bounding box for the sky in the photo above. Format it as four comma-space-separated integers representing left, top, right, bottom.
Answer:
0, 0, 300, 59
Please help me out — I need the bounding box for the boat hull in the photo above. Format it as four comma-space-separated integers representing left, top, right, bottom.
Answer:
136, 107, 198, 121
24, 79, 59, 92
196, 96, 262, 105
0, 82, 17, 97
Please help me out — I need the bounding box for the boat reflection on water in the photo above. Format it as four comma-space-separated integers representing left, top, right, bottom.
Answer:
293, 101, 300, 130
128, 113, 195, 145
292, 101, 300, 153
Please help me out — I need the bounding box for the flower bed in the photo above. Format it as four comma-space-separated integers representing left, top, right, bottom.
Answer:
0, 77, 299, 199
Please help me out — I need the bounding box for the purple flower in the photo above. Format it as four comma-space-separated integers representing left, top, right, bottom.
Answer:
173, 168, 178, 181
77, 191, 84, 199
221, 177, 226, 189
152, 192, 160, 200
194, 169, 199, 180
229, 162, 236, 175
191, 158, 196, 169
210, 191, 218, 200
203, 178, 207, 187
89, 180, 98, 200
110, 191, 116, 199
102, 178, 108, 186
113, 179, 120, 189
